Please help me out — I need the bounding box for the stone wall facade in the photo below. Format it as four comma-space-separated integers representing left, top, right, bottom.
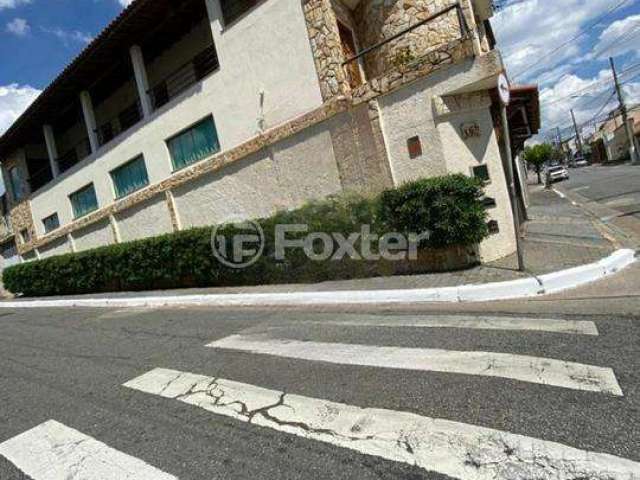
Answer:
303, 0, 351, 101
9, 201, 35, 252
353, 0, 468, 79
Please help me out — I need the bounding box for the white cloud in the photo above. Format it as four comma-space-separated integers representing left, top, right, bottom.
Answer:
6, 17, 29, 36
591, 14, 640, 60
0, 83, 41, 136
0, 0, 31, 11
492, 0, 628, 83
492, 0, 640, 142
118, 0, 134, 6
41, 26, 93, 45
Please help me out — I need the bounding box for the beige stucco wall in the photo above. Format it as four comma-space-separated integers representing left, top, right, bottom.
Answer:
39, 236, 71, 259
377, 58, 516, 262
28, 0, 323, 237
115, 195, 173, 242
72, 219, 113, 252
174, 121, 343, 228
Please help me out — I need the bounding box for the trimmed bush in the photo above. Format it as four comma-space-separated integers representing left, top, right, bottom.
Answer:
2, 174, 488, 297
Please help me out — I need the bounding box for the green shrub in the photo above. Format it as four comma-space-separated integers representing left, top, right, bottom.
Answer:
2, 174, 488, 297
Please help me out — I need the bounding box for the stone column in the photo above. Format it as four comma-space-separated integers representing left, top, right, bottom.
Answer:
80, 91, 99, 154
43, 124, 60, 178
461, 0, 482, 56
130, 45, 153, 118
303, 0, 351, 101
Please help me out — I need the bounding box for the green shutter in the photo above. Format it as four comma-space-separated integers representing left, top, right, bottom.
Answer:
42, 213, 60, 233
111, 156, 150, 199
168, 117, 220, 170
70, 184, 99, 219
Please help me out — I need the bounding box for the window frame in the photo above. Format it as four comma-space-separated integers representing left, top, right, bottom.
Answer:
166, 115, 220, 172
69, 183, 99, 220
110, 155, 150, 200
42, 213, 61, 234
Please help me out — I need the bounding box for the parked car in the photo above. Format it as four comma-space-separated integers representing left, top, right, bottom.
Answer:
547, 165, 570, 182
575, 159, 589, 167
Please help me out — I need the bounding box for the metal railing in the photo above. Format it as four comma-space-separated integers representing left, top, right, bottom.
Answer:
28, 165, 54, 193
342, 3, 469, 71
95, 101, 143, 147
58, 138, 92, 174
148, 45, 219, 110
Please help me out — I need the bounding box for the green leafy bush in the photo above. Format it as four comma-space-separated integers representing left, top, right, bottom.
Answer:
2, 174, 488, 297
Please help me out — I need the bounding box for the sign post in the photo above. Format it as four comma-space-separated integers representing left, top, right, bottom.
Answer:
498, 73, 525, 272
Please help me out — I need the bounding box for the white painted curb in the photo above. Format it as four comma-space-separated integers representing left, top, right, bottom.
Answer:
0, 249, 636, 309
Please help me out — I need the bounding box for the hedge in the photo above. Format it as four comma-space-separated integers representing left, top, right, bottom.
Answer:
2, 174, 488, 297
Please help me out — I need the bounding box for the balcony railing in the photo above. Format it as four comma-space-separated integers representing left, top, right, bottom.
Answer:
58, 138, 92, 174
148, 44, 219, 110
28, 165, 54, 193
95, 101, 143, 147
342, 3, 469, 80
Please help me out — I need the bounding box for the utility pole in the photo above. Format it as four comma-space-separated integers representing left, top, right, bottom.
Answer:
570, 109, 583, 163
610, 56, 639, 164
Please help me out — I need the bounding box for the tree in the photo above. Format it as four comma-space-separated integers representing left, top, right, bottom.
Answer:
523, 143, 554, 184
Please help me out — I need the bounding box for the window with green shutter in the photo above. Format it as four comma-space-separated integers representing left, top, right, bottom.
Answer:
42, 213, 60, 233
111, 155, 150, 199
69, 184, 98, 219
167, 116, 220, 171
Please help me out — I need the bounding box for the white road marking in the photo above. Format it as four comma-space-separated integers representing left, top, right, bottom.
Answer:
208, 334, 623, 396
271, 315, 598, 335
553, 189, 566, 199
124, 368, 640, 480
0, 420, 176, 480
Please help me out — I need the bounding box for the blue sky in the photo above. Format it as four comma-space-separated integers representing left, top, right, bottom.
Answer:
492, 0, 640, 141
1, 0, 640, 142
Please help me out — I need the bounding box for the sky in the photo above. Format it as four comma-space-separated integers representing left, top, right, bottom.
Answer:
1, 0, 640, 142
492, 0, 640, 142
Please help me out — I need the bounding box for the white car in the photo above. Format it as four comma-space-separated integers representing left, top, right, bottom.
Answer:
547, 165, 570, 182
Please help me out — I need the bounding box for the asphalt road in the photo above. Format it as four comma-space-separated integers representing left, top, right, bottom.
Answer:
561, 163, 640, 220
0, 304, 639, 479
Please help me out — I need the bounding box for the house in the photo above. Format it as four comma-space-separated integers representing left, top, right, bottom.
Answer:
0, 0, 537, 273
588, 106, 640, 164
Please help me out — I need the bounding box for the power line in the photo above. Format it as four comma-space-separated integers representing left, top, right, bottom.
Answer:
540, 61, 640, 106
511, 0, 635, 80
592, 24, 640, 59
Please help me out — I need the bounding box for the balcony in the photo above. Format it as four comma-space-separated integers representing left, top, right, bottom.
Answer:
95, 101, 143, 147
148, 45, 219, 110
341, 3, 470, 84
58, 138, 92, 174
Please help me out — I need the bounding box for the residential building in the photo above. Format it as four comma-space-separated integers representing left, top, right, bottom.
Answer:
0, 0, 538, 273
589, 106, 640, 164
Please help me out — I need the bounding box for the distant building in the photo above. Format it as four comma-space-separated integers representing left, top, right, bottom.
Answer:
0, 0, 538, 273
588, 107, 640, 164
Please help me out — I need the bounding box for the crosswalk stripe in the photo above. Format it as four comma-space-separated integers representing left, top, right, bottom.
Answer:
124, 368, 640, 480
0, 420, 177, 480
208, 334, 623, 396
272, 315, 599, 335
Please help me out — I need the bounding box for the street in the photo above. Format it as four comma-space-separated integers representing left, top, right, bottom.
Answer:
1, 163, 639, 479
561, 164, 640, 221
0, 300, 639, 479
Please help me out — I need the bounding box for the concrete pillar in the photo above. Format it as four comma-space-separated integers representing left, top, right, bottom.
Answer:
165, 190, 182, 232
109, 214, 121, 244
129, 45, 153, 118
67, 233, 77, 253
80, 91, 99, 154
43, 124, 60, 178
204, 0, 224, 38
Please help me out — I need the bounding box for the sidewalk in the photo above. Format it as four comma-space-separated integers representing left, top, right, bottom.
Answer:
2, 185, 632, 306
